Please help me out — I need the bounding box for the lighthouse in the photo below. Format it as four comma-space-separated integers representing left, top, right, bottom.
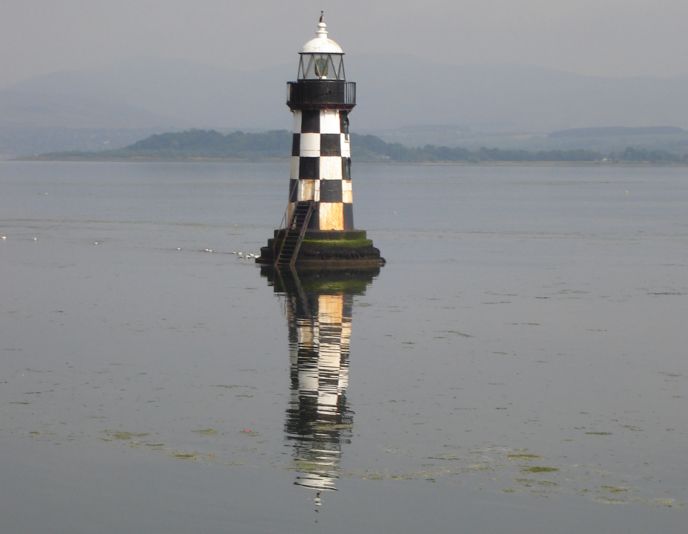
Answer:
256, 13, 384, 269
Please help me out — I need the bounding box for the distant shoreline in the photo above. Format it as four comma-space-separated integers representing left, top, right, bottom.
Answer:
13, 155, 688, 166
14, 128, 688, 165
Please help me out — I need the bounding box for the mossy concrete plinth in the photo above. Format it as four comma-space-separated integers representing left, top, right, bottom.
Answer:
256, 229, 385, 269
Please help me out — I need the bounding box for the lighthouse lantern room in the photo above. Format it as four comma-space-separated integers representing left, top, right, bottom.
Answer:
256, 13, 384, 270
297, 20, 345, 80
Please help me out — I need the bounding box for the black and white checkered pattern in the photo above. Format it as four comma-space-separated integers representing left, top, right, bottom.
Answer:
286, 292, 353, 490
287, 109, 354, 231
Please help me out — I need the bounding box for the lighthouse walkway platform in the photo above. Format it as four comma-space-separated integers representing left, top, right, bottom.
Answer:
256, 228, 385, 270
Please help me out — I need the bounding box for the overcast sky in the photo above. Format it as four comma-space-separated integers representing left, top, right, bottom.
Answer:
1, 0, 687, 87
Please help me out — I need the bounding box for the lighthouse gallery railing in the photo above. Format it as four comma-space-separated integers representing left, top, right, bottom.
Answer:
287, 81, 356, 109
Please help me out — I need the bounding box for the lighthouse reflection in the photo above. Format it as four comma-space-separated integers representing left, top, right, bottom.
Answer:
261, 267, 378, 503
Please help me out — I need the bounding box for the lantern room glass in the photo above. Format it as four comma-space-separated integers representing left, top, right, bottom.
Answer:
298, 53, 346, 81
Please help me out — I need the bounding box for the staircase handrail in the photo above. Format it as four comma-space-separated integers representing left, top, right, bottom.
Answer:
278, 179, 300, 231
289, 201, 315, 269
273, 180, 300, 258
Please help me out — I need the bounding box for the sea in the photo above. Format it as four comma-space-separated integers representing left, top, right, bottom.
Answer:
1, 161, 687, 533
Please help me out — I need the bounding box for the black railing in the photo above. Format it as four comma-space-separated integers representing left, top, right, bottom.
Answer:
287, 80, 356, 110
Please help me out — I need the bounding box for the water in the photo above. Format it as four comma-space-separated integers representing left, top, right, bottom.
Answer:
1, 161, 687, 532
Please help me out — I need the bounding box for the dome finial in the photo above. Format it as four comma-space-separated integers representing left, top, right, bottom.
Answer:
300, 12, 343, 54
316, 11, 327, 38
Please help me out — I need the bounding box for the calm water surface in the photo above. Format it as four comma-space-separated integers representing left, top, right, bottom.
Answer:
1, 161, 687, 532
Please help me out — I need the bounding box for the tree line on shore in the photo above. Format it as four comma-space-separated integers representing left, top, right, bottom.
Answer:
35, 129, 688, 163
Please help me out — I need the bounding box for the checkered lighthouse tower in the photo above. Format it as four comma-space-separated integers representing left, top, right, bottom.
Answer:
257, 13, 384, 269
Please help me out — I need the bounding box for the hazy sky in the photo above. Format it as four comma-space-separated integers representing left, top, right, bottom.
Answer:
1, 0, 687, 87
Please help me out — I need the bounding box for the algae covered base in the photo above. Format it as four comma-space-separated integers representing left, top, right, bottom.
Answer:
256, 229, 385, 269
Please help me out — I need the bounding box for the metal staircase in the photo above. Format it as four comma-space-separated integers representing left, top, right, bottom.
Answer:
275, 201, 314, 268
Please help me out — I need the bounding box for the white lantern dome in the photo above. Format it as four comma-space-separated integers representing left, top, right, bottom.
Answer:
300, 14, 344, 54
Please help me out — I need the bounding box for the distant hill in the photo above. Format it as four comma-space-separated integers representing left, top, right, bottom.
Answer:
3, 56, 688, 157
550, 126, 686, 138
124, 129, 292, 158
0, 126, 170, 159
0, 88, 174, 130
29, 129, 688, 163
2, 57, 286, 131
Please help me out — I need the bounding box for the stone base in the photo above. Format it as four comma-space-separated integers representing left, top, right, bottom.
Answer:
256, 229, 385, 269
